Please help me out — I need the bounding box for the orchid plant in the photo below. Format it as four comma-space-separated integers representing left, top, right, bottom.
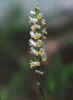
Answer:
29, 5, 47, 75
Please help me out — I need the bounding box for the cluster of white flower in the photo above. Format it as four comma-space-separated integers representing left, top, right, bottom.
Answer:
29, 5, 47, 75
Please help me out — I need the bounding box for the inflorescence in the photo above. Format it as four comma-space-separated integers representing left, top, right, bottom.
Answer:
29, 5, 47, 75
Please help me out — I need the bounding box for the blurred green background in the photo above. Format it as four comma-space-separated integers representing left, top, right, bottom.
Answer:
0, 1, 31, 100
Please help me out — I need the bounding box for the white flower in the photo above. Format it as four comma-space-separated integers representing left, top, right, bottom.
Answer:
29, 39, 36, 47
42, 28, 47, 35
35, 70, 44, 75
33, 32, 41, 40
30, 61, 40, 68
41, 19, 46, 25
30, 31, 41, 39
39, 48, 45, 56
36, 13, 43, 20
31, 24, 41, 31
35, 24, 41, 29
29, 39, 42, 47
29, 17, 38, 23
30, 47, 39, 56
36, 40, 42, 47
30, 10, 36, 15
30, 31, 35, 37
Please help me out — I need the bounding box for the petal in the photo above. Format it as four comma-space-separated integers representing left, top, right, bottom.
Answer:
30, 10, 36, 15
30, 47, 39, 56
29, 39, 36, 47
